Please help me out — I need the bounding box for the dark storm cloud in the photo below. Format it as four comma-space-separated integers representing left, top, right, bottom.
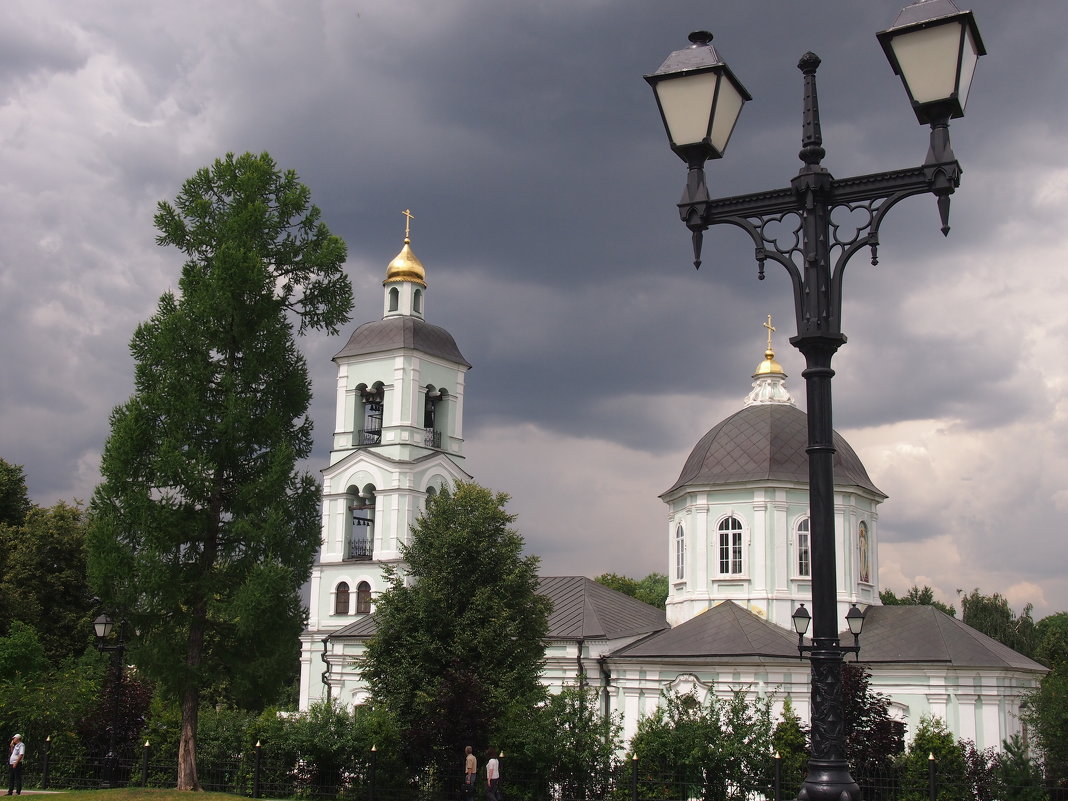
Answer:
2, 0, 1067, 614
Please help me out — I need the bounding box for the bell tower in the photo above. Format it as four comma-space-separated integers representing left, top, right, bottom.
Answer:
299, 211, 473, 708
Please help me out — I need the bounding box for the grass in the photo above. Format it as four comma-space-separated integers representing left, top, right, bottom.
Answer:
28, 791, 247, 801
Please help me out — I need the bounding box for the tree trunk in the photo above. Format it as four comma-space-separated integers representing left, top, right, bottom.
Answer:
177, 683, 201, 790
178, 604, 207, 791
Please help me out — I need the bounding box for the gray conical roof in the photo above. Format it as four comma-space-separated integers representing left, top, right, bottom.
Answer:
663, 403, 883, 496
333, 316, 470, 367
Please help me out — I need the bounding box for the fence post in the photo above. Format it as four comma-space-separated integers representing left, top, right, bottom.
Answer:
369, 745, 377, 801
774, 752, 782, 801
141, 741, 151, 786
928, 752, 936, 801
253, 740, 263, 799
631, 754, 638, 801
40, 736, 51, 790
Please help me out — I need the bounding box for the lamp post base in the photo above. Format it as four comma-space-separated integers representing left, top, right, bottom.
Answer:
797, 760, 861, 801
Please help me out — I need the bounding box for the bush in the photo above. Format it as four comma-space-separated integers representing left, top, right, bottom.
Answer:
898, 717, 968, 801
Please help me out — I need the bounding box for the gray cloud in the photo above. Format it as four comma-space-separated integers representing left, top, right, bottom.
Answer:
3, 0, 1067, 616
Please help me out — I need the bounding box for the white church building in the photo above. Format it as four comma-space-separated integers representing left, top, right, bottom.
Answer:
297, 231, 1045, 751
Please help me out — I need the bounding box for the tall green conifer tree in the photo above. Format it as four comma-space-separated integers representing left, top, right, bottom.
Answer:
361, 482, 550, 774
88, 152, 350, 790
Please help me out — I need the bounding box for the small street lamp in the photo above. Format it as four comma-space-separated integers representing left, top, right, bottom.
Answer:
646, 4, 984, 801
93, 612, 128, 789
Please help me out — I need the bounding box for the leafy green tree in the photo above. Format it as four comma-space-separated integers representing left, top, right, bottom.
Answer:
499, 685, 622, 801
361, 482, 551, 776
87, 151, 350, 790
959, 589, 1037, 657
630, 689, 775, 801
635, 573, 669, 609
1022, 665, 1068, 787
0, 501, 95, 662
0, 459, 32, 528
0, 620, 49, 679
898, 716, 968, 801
0, 646, 106, 761
880, 585, 956, 617
771, 698, 808, 795
593, 573, 639, 597
1034, 611, 1068, 670
593, 572, 668, 609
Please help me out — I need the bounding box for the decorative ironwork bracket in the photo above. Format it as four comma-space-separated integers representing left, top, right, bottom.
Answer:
678, 52, 963, 344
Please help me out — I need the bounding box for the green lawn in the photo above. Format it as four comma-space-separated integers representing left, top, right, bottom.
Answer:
28, 791, 249, 801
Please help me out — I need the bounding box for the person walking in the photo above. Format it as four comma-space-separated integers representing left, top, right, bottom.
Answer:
485, 748, 500, 801
7, 734, 24, 796
463, 745, 477, 800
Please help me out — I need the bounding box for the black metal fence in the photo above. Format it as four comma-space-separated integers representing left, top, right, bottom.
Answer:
20, 743, 1061, 801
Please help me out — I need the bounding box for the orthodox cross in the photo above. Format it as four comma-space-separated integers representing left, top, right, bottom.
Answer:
402, 208, 415, 240
763, 314, 776, 351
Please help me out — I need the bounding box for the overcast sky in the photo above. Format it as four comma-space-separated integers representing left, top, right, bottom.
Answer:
3, 0, 1066, 618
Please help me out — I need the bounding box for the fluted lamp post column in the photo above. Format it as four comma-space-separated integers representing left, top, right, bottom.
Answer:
93, 612, 128, 789
645, 3, 984, 801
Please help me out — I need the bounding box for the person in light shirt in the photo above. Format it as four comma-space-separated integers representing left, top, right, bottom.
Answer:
485, 748, 500, 801
7, 734, 24, 796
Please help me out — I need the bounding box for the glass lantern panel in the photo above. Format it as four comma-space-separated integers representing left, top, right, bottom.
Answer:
655, 71, 719, 148
709, 77, 745, 155
890, 22, 964, 105
956, 25, 980, 113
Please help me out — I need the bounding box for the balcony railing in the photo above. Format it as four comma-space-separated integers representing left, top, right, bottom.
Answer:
346, 537, 373, 561
356, 428, 381, 446
424, 428, 441, 449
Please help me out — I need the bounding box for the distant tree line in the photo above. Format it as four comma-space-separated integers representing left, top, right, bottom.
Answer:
2, 456, 1067, 796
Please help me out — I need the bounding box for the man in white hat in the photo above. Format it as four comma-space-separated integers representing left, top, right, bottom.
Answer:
7, 734, 23, 796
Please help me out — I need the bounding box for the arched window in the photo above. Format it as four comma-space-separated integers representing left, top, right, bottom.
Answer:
348, 486, 375, 561
718, 516, 744, 575
675, 524, 685, 580
356, 581, 371, 614
413, 288, 422, 313
796, 517, 811, 577
357, 384, 383, 446
388, 287, 400, 312
334, 582, 350, 615
424, 387, 443, 448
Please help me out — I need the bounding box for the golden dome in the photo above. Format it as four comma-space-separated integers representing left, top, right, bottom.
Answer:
754, 348, 784, 376
384, 237, 427, 288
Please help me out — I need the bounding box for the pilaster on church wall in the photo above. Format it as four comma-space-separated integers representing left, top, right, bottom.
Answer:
693, 502, 708, 593
391, 355, 409, 427
834, 493, 848, 597
751, 490, 768, 600
334, 366, 349, 435
771, 495, 789, 595
405, 355, 422, 427
452, 370, 466, 443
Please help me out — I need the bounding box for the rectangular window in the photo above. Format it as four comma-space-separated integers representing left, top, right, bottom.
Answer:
797, 519, 811, 577
719, 531, 742, 574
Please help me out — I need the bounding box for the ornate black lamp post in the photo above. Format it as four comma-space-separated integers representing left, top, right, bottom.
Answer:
93, 612, 128, 789
645, 3, 984, 801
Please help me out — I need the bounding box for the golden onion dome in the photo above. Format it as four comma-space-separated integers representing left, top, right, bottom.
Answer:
754, 348, 784, 376
384, 237, 427, 288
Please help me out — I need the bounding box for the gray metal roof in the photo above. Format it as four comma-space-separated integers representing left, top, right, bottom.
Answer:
329, 615, 378, 638
539, 576, 669, 641
611, 601, 798, 660
663, 404, 883, 496
325, 576, 667, 643
333, 316, 471, 368
854, 605, 1048, 671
